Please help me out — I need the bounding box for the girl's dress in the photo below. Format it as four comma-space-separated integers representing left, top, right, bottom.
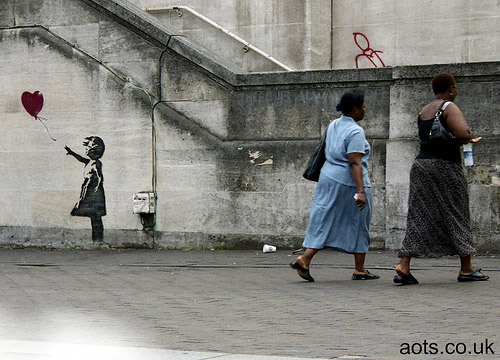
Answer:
71, 160, 106, 217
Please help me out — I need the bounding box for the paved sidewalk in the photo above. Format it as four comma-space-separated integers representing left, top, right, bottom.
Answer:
0, 339, 332, 360
0, 248, 498, 359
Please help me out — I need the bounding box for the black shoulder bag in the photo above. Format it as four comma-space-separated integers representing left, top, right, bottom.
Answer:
429, 100, 454, 143
303, 128, 327, 182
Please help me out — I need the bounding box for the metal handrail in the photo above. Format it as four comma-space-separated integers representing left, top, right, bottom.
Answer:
144, 6, 293, 71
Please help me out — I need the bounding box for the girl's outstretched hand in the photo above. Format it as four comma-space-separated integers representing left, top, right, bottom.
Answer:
64, 145, 73, 155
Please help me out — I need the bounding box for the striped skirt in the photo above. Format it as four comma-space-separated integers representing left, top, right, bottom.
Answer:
398, 158, 475, 258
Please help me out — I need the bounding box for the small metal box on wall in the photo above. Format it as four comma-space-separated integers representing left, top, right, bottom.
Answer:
133, 192, 156, 214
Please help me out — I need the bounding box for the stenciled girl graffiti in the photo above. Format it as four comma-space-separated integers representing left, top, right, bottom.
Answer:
21, 90, 108, 244
353, 32, 386, 69
65, 137, 107, 242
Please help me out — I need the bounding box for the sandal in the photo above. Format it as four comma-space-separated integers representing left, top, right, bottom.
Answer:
290, 260, 315, 282
393, 272, 419, 285
352, 270, 380, 280
457, 268, 489, 282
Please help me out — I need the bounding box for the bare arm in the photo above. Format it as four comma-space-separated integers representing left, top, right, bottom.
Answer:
65, 146, 90, 164
348, 152, 366, 211
444, 103, 481, 144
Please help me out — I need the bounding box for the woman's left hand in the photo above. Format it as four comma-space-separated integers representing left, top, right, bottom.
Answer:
354, 192, 367, 211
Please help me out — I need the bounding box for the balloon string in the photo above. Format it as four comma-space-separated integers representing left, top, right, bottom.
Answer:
37, 117, 57, 141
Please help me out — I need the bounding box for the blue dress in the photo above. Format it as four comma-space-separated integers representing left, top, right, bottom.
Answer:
303, 115, 372, 253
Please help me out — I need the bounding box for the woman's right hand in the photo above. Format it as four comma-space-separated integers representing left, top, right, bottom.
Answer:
64, 145, 73, 155
354, 192, 367, 211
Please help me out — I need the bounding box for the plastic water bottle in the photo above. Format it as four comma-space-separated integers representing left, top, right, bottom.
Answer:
463, 143, 474, 166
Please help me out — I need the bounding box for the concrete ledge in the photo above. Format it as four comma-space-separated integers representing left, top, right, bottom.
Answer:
0, 226, 155, 249
0, 227, 385, 251
234, 67, 393, 87
392, 61, 500, 80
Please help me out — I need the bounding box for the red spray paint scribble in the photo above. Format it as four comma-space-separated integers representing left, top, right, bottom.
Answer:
353, 32, 385, 69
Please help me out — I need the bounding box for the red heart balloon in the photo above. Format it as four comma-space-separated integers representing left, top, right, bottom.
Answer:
21, 91, 44, 119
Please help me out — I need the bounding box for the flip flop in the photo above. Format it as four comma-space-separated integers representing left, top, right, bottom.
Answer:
290, 260, 315, 282
457, 268, 489, 282
393, 271, 419, 285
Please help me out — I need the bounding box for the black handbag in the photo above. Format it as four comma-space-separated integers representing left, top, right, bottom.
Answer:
429, 100, 454, 143
303, 128, 327, 182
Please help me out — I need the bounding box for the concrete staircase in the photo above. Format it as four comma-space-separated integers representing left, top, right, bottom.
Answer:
143, 6, 292, 73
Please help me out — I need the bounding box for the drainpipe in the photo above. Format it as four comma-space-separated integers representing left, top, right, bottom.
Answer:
330, 0, 334, 69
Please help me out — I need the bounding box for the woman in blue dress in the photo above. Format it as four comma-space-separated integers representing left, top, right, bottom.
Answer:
291, 91, 379, 282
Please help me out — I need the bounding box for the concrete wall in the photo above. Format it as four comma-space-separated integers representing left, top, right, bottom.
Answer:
132, 0, 500, 71
1, 0, 499, 252
0, 27, 154, 248
332, 0, 500, 70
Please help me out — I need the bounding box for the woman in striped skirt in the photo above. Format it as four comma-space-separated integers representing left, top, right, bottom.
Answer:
394, 73, 488, 285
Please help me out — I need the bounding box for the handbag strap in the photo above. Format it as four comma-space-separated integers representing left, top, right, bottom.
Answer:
433, 100, 455, 137
435, 100, 450, 117
321, 127, 328, 149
